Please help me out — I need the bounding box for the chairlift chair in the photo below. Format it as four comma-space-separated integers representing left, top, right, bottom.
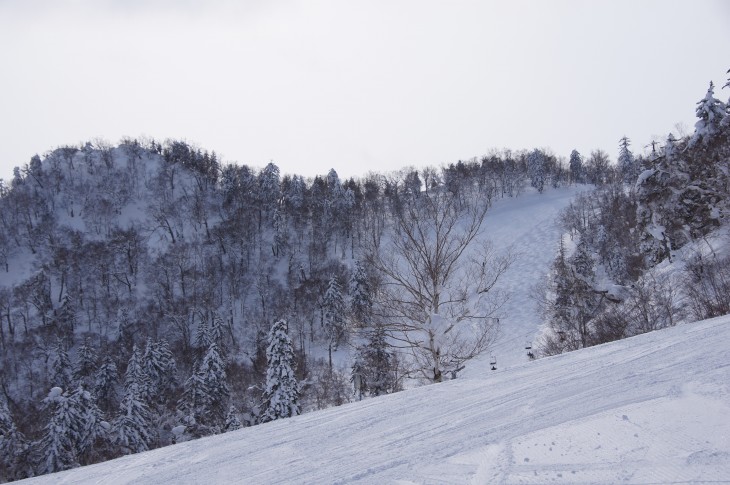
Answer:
490, 356, 497, 371
525, 340, 535, 359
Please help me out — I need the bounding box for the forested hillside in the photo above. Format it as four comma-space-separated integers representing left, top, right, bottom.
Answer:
537, 73, 730, 355
0, 129, 573, 479
1, 68, 729, 482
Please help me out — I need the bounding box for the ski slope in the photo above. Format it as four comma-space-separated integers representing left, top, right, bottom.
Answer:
23, 315, 730, 484
464, 186, 587, 375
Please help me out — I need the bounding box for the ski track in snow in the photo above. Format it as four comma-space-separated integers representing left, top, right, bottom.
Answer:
20, 186, 730, 485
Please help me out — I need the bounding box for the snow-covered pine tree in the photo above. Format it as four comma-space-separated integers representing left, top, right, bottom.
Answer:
618, 136, 636, 184
259, 161, 281, 222
260, 319, 300, 423
125, 344, 151, 403
74, 338, 98, 388
224, 404, 242, 432
569, 149, 583, 184
0, 400, 30, 481
527, 149, 547, 193
198, 342, 229, 428
349, 260, 373, 326
35, 387, 79, 474
93, 355, 118, 413
68, 385, 107, 465
322, 275, 346, 354
178, 363, 206, 429
360, 323, 395, 396
209, 312, 224, 349
142, 338, 177, 405
350, 353, 366, 401
56, 293, 76, 339
112, 382, 153, 455
195, 318, 211, 354
540, 234, 605, 355
566, 237, 601, 348
690, 81, 726, 148
50, 339, 74, 391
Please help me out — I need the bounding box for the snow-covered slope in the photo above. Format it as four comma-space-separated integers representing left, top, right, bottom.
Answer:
465, 186, 587, 374
23, 315, 730, 484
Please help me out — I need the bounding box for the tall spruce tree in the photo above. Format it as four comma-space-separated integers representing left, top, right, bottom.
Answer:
0, 400, 30, 481
51, 339, 74, 390
260, 319, 300, 423
349, 260, 372, 326
569, 149, 583, 184
93, 356, 118, 413
690, 81, 726, 147
322, 275, 346, 363
357, 323, 395, 396
142, 338, 177, 405
618, 136, 636, 184
74, 338, 98, 388
113, 382, 153, 455
198, 342, 229, 428
527, 149, 547, 193
35, 387, 79, 474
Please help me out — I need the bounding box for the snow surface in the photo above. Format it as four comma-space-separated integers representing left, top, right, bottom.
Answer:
463, 186, 587, 374
22, 314, 730, 484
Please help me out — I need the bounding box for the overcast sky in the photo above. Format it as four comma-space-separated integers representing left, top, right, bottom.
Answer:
1, 0, 728, 180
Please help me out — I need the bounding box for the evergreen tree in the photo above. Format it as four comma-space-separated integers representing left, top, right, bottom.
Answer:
35, 387, 79, 474
0, 400, 30, 481
74, 338, 98, 388
142, 338, 177, 404
260, 319, 300, 423
259, 162, 281, 219
209, 313, 225, 349
68, 386, 107, 465
349, 260, 372, 325
198, 342, 229, 427
690, 81, 726, 147
350, 353, 367, 401
569, 149, 583, 184
322, 275, 346, 352
360, 323, 395, 396
56, 293, 76, 339
113, 382, 153, 455
618, 136, 636, 184
224, 404, 242, 432
195, 318, 211, 354
125, 345, 151, 403
527, 149, 547, 193
93, 356, 118, 413
542, 236, 603, 354
178, 365, 207, 427
51, 339, 74, 390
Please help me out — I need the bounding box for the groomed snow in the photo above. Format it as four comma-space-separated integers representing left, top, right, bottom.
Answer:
22, 315, 730, 484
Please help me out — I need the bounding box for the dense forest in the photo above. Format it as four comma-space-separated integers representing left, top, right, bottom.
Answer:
1, 69, 729, 481
538, 74, 730, 355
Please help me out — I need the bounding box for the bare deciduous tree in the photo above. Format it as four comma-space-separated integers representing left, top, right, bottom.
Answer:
368, 188, 511, 383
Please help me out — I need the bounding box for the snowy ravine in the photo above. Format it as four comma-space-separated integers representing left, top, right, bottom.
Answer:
23, 315, 730, 484
463, 185, 587, 375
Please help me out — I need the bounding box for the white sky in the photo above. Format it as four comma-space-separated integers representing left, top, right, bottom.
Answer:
1, 0, 728, 180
